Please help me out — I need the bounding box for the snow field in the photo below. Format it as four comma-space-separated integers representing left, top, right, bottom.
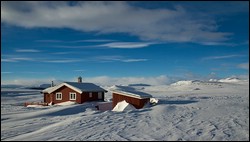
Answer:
1, 79, 249, 141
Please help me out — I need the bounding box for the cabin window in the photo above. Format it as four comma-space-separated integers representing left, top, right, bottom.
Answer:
89, 92, 92, 98
56, 92, 62, 100
69, 92, 76, 100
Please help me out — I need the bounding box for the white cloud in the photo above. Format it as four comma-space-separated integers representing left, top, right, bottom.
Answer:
1, 56, 83, 63
73, 69, 85, 72
93, 55, 148, 62
20, 71, 47, 74
198, 41, 236, 46
99, 42, 154, 48
36, 39, 116, 43
15, 49, 41, 52
202, 54, 244, 60
51, 52, 76, 55
1, 57, 34, 62
42, 59, 82, 63
71, 39, 116, 43
1, 1, 233, 44
122, 59, 148, 62
50, 45, 93, 49
238, 63, 249, 70
1, 59, 18, 62
1, 72, 13, 74
35, 40, 64, 43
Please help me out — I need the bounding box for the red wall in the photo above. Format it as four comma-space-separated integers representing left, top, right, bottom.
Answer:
52, 86, 82, 104
81, 92, 104, 103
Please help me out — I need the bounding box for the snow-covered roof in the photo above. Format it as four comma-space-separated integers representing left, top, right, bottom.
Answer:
42, 82, 107, 94
112, 90, 152, 99
42, 86, 58, 93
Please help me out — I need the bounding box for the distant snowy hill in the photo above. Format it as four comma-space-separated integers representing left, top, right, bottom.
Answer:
1, 83, 52, 91
170, 80, 194, 86
24, 84, 51, 90
170, 80, 210, 86
218, 77, 241, 83
128, 83, 151, 87
39, 84, 51, 89
1, 84, 25, 89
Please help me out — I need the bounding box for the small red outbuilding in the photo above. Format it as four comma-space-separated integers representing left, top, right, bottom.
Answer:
112, 90, 152, 109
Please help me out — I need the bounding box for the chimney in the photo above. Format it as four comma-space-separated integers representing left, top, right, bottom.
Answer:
78, 76, 82, 83
51, 81, 54, 87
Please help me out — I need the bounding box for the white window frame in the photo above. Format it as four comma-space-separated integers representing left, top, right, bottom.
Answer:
56, 92, 62, 100
89, 92, 92, 98
69, 92, 76, 100
98, 92, 102, 99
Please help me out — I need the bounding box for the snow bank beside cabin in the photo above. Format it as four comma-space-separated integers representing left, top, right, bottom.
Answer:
54, 101, 77, 106
26, 105, 46, 108
112, 100, 136, 112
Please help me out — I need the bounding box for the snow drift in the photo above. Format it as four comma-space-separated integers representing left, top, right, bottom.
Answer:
112, 100, 136, 112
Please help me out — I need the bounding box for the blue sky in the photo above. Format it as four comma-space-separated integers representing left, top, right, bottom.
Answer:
1, 1, 249, 85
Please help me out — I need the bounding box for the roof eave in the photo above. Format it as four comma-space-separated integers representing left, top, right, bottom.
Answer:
42, 82, 107, 94
112, 90, 151, 99
46, 83, 82, 94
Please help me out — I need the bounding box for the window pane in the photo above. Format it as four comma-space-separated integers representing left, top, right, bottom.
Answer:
70, 93, 76, 100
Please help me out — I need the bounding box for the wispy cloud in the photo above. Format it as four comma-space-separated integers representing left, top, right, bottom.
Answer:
42, 59, 82, 63
238, 63, 249, 70
50, 51, 80, 55
1, 59, 18, 62
73, 69, 85, 72
50, 45, 94, 49
198, 41, 237, 46
15, 49, 41, 52
20, 71, 47, 74
122, 59, 148, 62
70, 39, 116, 43
99, 42, 154, 48
1, 1, 238, 44
93, 55, 148, 62
51, 42, 155, 49
202, 54, 245, 60
35, 40, 64, 43
1, 57, 34, 62
2, 56, 82, 63
1, 72, 13, 74
36, 39, 116, 43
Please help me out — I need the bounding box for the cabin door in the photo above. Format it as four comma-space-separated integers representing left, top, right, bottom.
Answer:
98, 92, 102, 99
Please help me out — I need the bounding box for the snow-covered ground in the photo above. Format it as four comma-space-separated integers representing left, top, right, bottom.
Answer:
1, 79, 249, 141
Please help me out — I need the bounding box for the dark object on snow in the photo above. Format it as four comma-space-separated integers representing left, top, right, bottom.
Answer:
194, 88, 200, 90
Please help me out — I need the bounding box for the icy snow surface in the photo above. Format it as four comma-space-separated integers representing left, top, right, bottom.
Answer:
1, 79, 249, 141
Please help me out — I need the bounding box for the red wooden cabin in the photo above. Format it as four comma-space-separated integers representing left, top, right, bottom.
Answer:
42, 77, 107, 105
